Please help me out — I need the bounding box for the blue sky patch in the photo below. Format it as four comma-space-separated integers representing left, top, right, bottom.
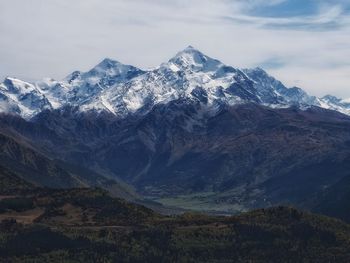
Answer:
248, 0, 318, 18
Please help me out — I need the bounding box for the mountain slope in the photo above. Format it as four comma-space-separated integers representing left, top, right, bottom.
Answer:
319, 95, 350, 116
307, 173, 350, 223
0, 129, 80, 188
0, 165, 34, 194
0, 125, 138, 200
2, 100, 350, 214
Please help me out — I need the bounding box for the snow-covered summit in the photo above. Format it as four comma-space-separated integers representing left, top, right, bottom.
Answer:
97, 46, 249, 115
0, 47, 349, 119
36, 59, 145, 111
168, 46, 223, 73
73, 58, 144, 86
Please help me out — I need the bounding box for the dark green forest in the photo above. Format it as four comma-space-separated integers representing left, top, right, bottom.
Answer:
0, 184, 350, 262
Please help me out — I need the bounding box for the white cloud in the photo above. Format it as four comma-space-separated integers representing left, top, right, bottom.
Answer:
0, 0, 349, 98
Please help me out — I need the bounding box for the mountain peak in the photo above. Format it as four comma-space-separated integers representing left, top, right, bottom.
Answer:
182, 45, 198, 53
322, 95, 340, 103
3, 77, 35, 93
89, 58, 126, 74
96, 58, 122, 69
169, 46, 222, 72
84, 58, 143, 80
173, 45, 206, 59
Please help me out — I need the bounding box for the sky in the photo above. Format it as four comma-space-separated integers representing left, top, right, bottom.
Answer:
0, 0, 349, 98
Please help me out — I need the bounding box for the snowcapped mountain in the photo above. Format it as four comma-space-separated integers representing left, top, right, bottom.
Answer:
243, 67, 320, 106
95, 46, 248, 115
0, 46, 349, 119
318, 95, 350, 116
36, 58, 145, 110
0, 77, 52, 118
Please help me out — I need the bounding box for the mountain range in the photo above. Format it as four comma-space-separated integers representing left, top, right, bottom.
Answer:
1, 46, 350, 119
1, 46, 350, 220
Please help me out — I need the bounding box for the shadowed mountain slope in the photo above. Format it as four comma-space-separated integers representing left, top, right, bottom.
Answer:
1, 101, 350, 214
